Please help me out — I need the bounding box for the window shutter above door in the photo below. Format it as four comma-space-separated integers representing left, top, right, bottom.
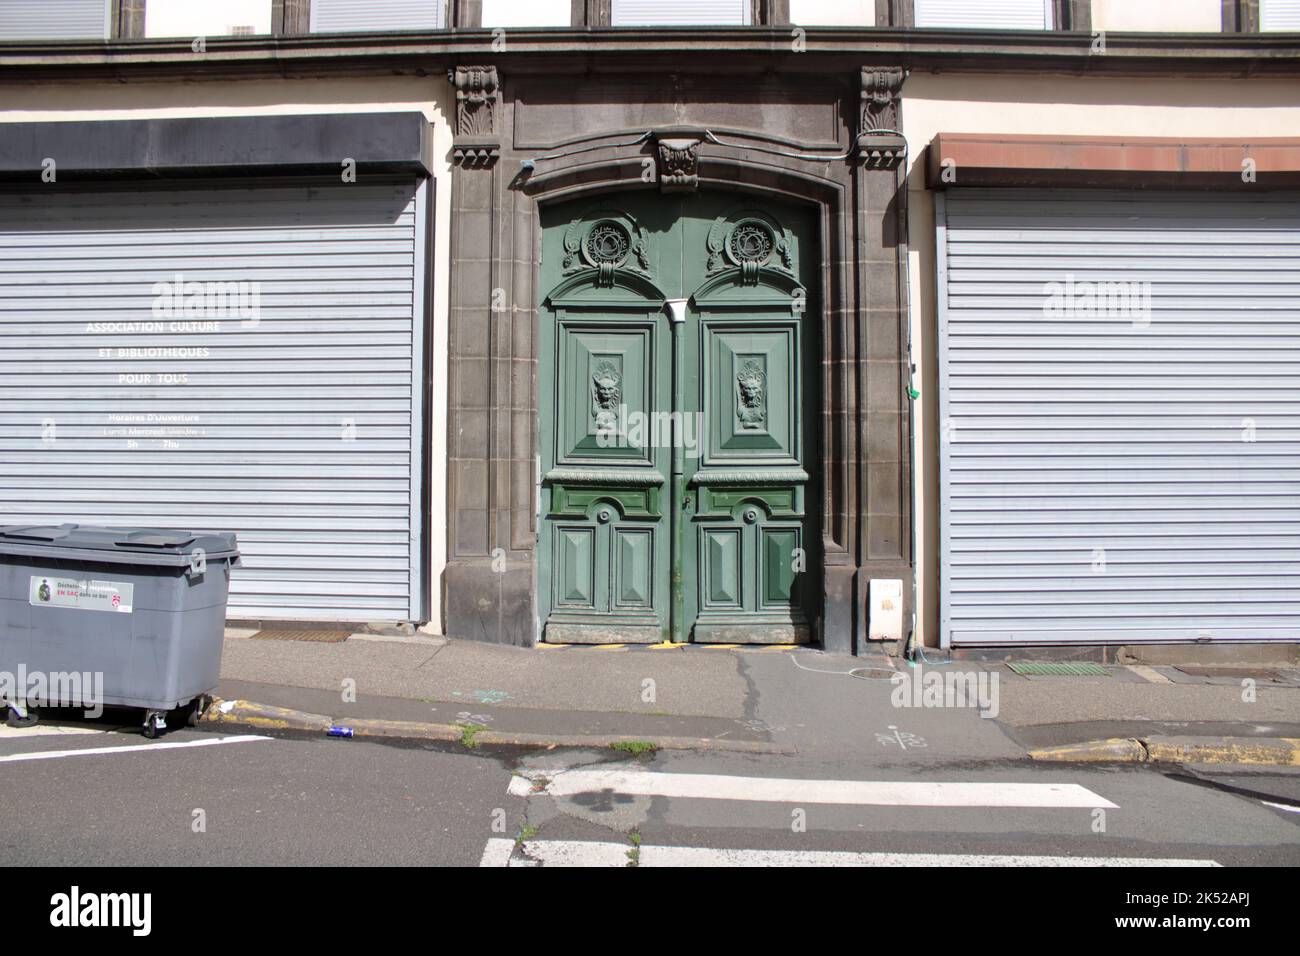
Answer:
611, 0, 751, 25
310, 0, 444, 32
914, 0, 1052, 29
0, 0, 110, 39
1261, 0, 1300, 30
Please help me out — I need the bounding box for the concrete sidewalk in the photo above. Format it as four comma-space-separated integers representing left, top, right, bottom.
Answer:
216, 629, 1300, 767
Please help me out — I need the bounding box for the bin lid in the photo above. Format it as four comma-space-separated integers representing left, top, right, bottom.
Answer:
0, 523, 239, 567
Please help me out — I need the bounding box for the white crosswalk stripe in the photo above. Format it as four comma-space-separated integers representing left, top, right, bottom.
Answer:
479, 838, 1220, 867
511, 769, 1119, 808
486, 768, 1223, 867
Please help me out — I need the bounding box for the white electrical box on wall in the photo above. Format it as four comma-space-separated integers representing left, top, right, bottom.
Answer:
868, 579, 904, 643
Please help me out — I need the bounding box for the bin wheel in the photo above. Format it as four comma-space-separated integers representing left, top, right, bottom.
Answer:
5, 708, 38, 729
143, 712, 163, 739
186, 697, 209, 728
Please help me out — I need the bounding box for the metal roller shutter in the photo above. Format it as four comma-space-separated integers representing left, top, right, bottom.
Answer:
310, 0, 445, 32
936, 189, 1300, 645
0, 179, 427, 623
913, 0, 1051, 30
1261, 0, 1300, 31
0, 0, 110, 39
611, 0, 751, 25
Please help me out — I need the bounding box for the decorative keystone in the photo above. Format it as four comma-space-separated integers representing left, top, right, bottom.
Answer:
655, 136, 702, 192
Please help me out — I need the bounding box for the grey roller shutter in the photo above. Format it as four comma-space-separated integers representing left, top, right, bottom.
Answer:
310, 0, 444, 31
936, 189, 1300, 645
0, 179, 427, 623
611, 0, 751, 25
0, 0, 110, 39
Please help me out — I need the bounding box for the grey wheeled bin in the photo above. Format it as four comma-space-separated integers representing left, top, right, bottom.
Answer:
0, 524, 240, 738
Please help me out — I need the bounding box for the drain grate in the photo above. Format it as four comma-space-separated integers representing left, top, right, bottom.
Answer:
249, 629, 352, 643
1007, 661, 1109, 677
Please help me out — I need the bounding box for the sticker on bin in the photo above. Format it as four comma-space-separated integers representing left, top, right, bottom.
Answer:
29, 576, 133, 613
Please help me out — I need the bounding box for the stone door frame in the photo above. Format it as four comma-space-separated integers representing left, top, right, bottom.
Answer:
443, 62, 913, 653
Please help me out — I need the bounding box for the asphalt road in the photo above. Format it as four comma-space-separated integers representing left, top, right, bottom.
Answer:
1, 719, 1297, 867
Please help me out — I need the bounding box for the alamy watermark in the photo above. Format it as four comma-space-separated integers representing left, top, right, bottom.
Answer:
1043, 273, 1152, 328
1, 664, 104, 718
151, 272, 261, 325
594, 404, 705, 458
890, 664, 999, 719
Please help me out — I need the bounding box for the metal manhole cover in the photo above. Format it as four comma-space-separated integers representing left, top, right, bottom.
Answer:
1007, 661, 1109, 677
849, 667, 900, 681
249, 629, 352, 643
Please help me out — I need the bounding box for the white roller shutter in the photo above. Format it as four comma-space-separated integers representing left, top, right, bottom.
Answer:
310, 0, 444, 32
914, 0, 1052, 29
936, 189, 1300, 645
0, 0, 110, 39
611, 0, 751, 25
1261, 0, 1300, 30
0, 179, 427, 623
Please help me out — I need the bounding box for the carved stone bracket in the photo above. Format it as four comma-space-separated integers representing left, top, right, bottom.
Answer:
450, 65, 500, 168
860, 66, 906, 135
859, 134, 908, 170
858, 66, 908, 170
452, 144, 500, 168
655, 135, 702, 192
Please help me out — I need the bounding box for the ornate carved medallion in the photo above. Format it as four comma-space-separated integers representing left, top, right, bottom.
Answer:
584, 221, 631, 268
562, 211, 653, 285
706, 210, 797, 283
728, 220, 775, 267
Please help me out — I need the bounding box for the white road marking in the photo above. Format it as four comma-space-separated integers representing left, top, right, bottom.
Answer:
640, 846, 1220, 867
506, 775, 534, 797
515, 770, 1119, 808
0, 734, 271, 764
513, 840, 631, 867
482, 839, 1219, 867
0, 724, 105, 739
1262, 800, 1300, 814
479, 838, 518, 867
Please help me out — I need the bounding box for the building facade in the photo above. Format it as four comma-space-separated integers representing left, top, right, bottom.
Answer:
1, 0, 1297, 653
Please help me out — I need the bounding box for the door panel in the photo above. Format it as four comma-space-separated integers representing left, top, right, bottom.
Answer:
684, 197, 814, 643
539, 192, 814, 644
556, 324, 656, 466
704, 325, 801, 460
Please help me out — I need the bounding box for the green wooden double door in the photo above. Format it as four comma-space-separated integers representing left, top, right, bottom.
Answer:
539, 192, 816, 643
